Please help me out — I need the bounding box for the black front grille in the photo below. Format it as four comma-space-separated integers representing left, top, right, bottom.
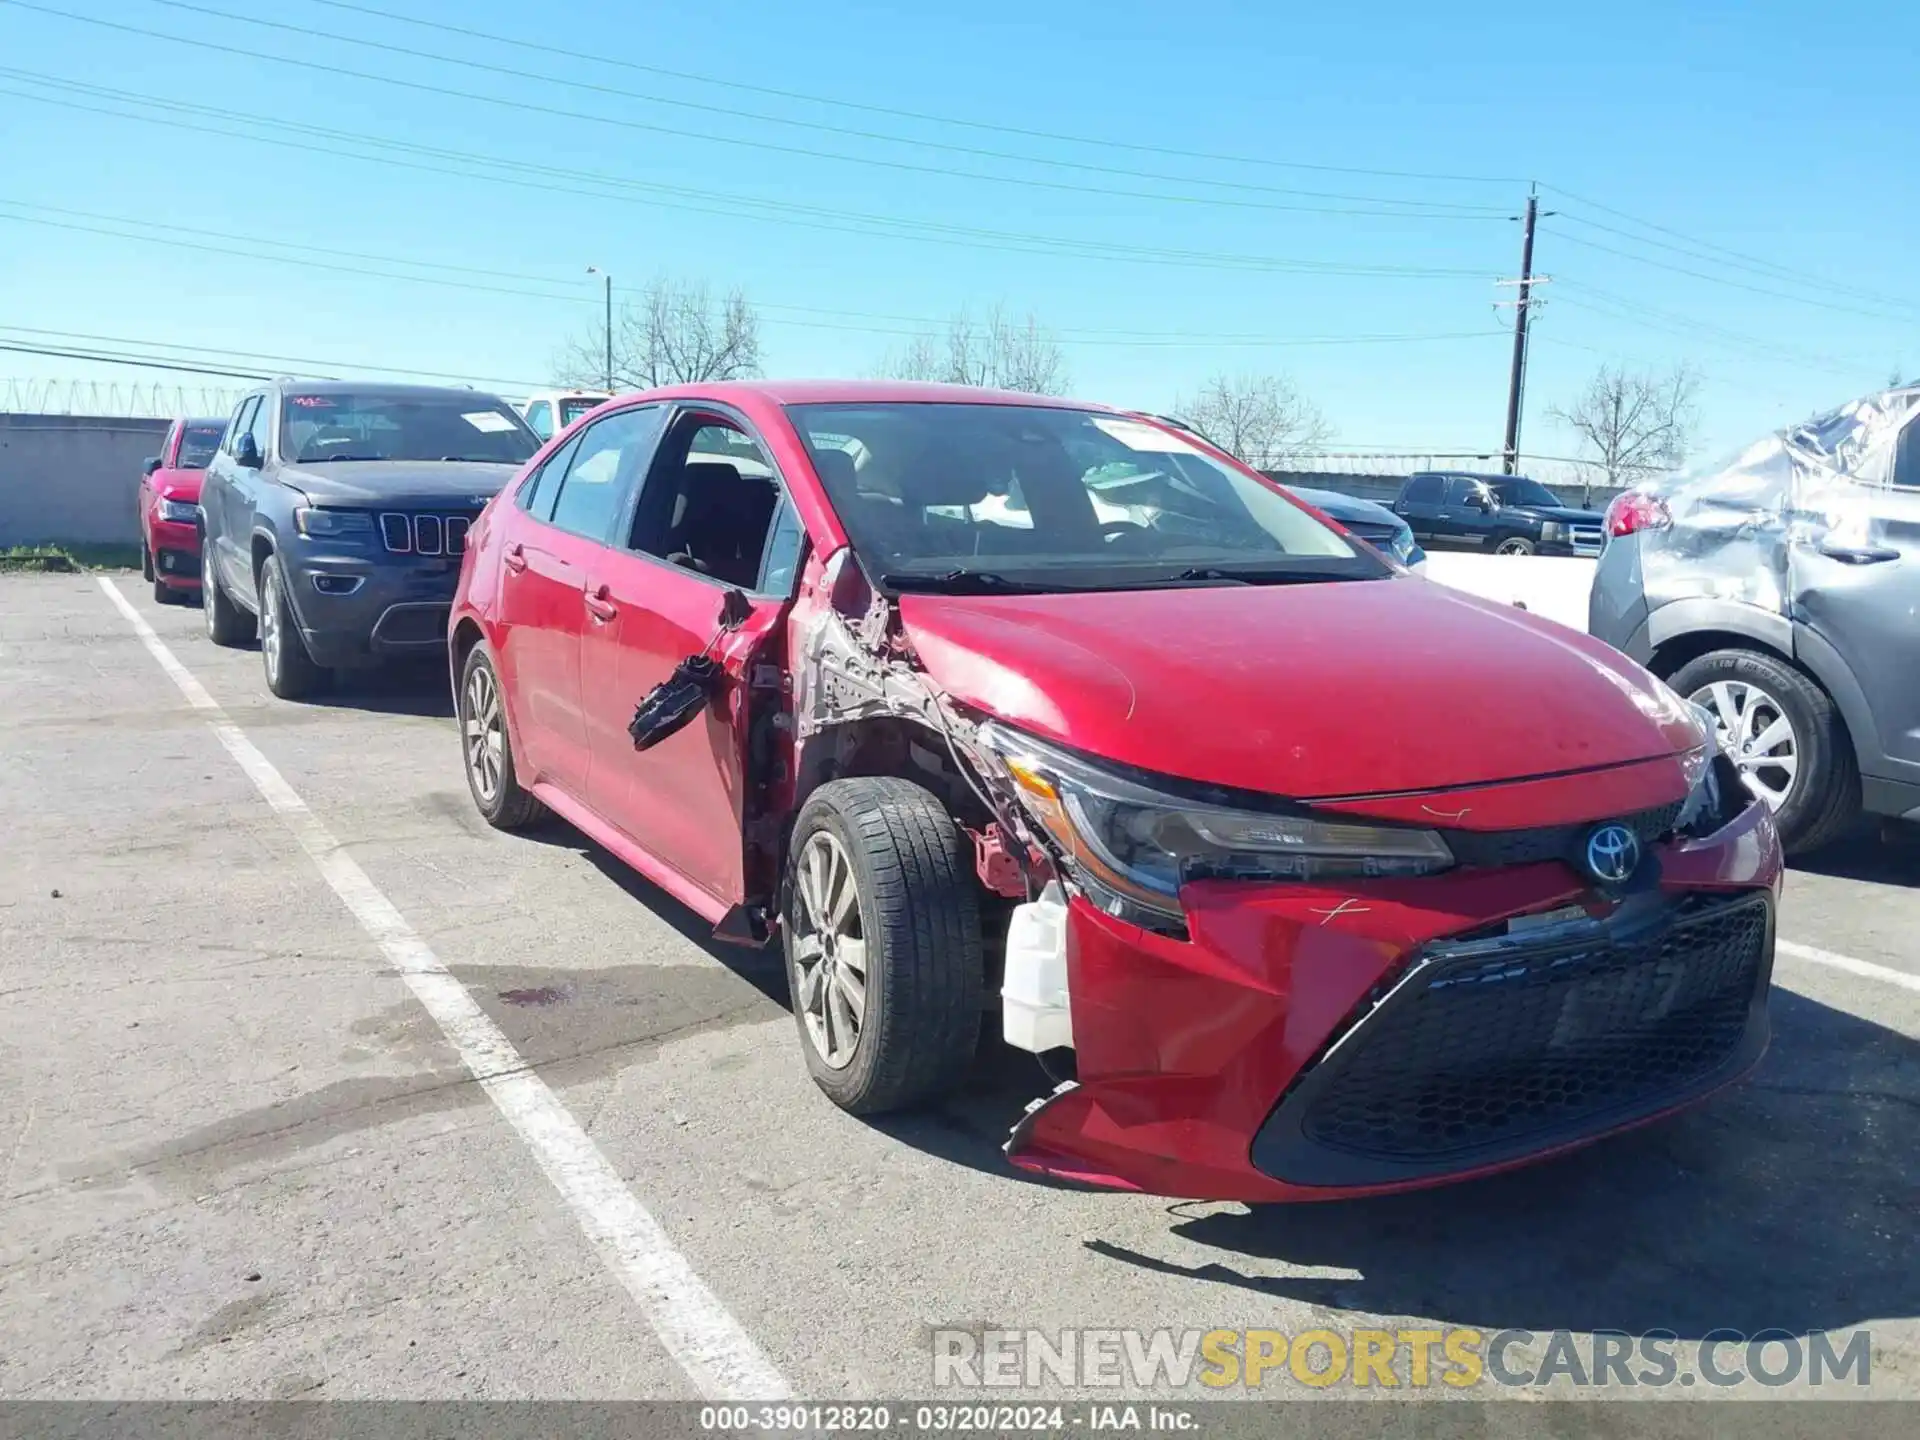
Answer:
1252, 893, 1773, 1186
379, 512, 474, 557
1443, 800, 1684, 870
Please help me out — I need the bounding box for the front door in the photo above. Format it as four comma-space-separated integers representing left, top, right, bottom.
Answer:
581, 410, 796, 909
1795, 421, 1920, 784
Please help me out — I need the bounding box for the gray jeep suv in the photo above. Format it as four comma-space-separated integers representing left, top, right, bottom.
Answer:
198, 381, 540, 698
1589, 384, 1920, 852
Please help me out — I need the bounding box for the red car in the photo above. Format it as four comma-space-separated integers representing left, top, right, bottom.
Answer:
139, 416, 226, 603
448, 381, 1781, 1202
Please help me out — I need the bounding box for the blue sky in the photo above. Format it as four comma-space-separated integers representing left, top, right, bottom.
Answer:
1, 0, 1913, 463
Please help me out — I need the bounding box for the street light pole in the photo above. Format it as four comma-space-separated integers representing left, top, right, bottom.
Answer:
586, 266, 612, 391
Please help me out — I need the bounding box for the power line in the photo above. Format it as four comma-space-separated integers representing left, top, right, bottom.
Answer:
1549, 229, 1917, 324
1542, 183, 1920, 311
299, 0, 1523, 186
143, 0, 1508, 217
0, 198, 1502, 346
0, 324, 547, 388
1549, 286, 1864, 377
0, 340, 275, 380
3, 2, 1507, 221
0, 77, 1495, 282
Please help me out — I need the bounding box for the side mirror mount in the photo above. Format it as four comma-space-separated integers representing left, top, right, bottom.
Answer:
236, 434, 263, 470
718, 587, 751, 630
142, 456, 162, 477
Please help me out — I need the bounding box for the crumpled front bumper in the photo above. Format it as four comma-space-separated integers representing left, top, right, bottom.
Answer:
1005, 796, 1782, 1202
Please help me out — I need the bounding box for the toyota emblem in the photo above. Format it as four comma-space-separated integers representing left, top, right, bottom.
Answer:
1584, 823, 1641, 885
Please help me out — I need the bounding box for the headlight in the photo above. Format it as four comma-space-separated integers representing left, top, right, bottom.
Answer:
156, 498, 200, 524
294, 507, 374, 538
976, 723, 1454, 925
1540, 521, 1568, 543
1676, 700, 1741, 835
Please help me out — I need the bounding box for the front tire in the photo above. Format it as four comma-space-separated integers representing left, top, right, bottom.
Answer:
258, 554, 326, 699
202, 535, 255, 646
1672, 647, 1860, 854
1494, 534, 1537, 556
141, 541, 154, 582
783, 777, 983, 1115
458, 642, 543, 830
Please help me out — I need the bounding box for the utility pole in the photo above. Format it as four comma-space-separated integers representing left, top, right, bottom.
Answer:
586, 266, 613, 390
1499, 188, 1544, 475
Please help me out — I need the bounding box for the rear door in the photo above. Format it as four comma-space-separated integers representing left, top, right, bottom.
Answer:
1393, 473, 1445, 541
226, 395, 278, 608
581, 407, 800, 909
490, 423, 630, 797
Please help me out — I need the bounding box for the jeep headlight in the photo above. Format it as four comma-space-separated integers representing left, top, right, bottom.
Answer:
976, 723, 1453, 926
294, 507, 374, 539
1388, 523, 1417, 564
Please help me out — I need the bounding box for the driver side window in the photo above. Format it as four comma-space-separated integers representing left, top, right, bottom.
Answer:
628, 417, 785, 591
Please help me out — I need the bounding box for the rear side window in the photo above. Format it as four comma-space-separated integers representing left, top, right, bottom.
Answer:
545, 406, 665, 543
525, 401, 553, 441
517, 433, 582, 522
1401, 474, 1443, 504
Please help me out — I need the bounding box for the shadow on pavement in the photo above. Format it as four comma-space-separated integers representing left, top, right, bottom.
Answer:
1083, 988, 1918, 1339
312, 661, 456, 719
1791, 822, 1920, 887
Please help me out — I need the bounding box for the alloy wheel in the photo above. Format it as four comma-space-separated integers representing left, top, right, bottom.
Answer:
463, 663, 504, 805
791, 831, 868, 1071
1690, 679, 1798, 809
261, 568, 282, 677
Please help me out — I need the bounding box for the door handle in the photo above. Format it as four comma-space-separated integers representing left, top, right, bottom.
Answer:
503, 543, 528, 574
584, 585, 618, 622
1817, 539, 1900, 564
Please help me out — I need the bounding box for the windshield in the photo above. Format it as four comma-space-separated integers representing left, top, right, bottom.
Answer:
176, 423, 226, 469
280, 392, 538, 464
559, 397, 604, 426
787, 403, 1380, 592
1489, 477, 1562, 507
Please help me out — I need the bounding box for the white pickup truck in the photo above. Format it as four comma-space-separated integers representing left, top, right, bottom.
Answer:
517, 389, 613, 442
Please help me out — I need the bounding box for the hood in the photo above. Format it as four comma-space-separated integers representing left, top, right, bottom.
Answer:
1287, 486, 1402, 529
277, 460, 521, 507
899, 577, 1699, 798
1505, 502, 1602, 525
150, 467, 204, 503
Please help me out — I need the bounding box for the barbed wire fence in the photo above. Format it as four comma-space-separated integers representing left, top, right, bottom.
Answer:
1, 378, 248, 418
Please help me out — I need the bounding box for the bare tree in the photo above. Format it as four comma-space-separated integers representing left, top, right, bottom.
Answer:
554, 276, 762, 389
1175, 372, 1333, 469
1550, 363, 1701, 500
879, 305, 1070, 395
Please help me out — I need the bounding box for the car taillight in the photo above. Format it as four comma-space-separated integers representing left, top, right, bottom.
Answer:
1604, 491, 1671, 538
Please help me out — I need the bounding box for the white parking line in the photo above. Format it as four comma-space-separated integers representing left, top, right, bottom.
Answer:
96, 578, 789, 1402
1778, 938, 1920, 995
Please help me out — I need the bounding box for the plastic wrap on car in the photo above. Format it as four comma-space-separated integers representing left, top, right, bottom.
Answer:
1631, 384, 1920, 616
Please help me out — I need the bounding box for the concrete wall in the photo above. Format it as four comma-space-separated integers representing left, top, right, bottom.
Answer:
0, 414, 170, 546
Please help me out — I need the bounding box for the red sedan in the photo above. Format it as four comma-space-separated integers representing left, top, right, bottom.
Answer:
139, 416, 225, 603
448, 381, 1780, 1202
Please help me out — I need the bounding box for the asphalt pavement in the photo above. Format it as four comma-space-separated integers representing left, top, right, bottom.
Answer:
2, 571, 1916, 1405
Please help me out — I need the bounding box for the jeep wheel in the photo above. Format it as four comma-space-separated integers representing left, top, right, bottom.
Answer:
258, 554, 326, 699
1673, 647, 1860, 854
1494, 534, 1537, 556
458, 642, 543, 830
783, 777, 982, 1115
202, 535, 255, 646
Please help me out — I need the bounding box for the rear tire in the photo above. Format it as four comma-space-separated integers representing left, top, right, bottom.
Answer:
783, 777, 983, 1115
1671, 647, 1860, 855
457, 642, 543, 830
258, 554, 326, 699
202, 535, 255, 646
